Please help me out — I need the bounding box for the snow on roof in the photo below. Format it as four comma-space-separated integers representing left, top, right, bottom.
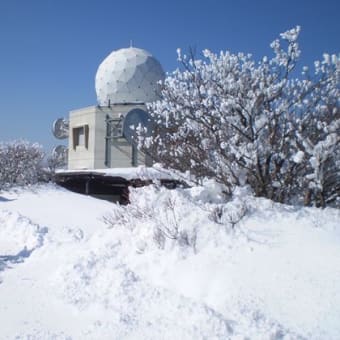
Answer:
56, 165, 178, 181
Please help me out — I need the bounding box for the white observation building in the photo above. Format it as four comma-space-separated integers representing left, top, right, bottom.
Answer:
67, 47, 165, 170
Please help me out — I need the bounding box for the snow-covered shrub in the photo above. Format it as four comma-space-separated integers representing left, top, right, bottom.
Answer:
0, 140, 45, 190
295, 93, 339, 207
46, 150, 67, 181
103, 185, 198, 252
210, 202, 248, 229
103, 183, 252, 254
139, 27, 339, 207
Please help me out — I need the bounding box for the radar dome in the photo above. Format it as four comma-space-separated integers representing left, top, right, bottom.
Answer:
95, 47, 165, 106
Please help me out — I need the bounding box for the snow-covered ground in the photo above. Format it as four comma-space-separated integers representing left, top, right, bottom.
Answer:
0, 183, 339, 339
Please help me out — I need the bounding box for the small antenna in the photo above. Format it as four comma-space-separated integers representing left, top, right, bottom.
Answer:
130, 39, 133, 47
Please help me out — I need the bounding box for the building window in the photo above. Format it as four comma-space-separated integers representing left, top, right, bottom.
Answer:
73, 125, 89, 149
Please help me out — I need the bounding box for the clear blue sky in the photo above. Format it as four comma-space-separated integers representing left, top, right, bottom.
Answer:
0, 0, 339, 152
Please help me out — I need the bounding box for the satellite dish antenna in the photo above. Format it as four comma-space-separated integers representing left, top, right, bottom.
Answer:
123, 108, 153, 145
52, 145, 68, 167
52, 118, 69, 139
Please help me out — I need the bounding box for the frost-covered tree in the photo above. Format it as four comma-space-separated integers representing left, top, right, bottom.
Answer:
296, 101, 339, 207
139, 27, 339, 207
0, 140, 45, 190
46, 147, 68, 176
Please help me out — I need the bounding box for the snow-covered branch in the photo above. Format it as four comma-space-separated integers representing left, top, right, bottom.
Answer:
138, 27, 339, 207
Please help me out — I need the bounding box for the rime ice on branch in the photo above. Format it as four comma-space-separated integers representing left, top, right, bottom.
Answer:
138, 26, 339, 208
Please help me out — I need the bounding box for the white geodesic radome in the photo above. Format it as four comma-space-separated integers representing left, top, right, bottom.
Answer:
95, 47, 165, 105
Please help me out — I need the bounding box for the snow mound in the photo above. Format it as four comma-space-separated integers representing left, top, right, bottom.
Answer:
0, 183, 339, 339
53, 233, 297, 339
103, 185, 340, 339
53, 245, 234, 339
0, 210, 47, 271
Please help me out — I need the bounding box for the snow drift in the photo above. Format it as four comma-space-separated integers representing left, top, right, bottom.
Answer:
0, 183, 339, 339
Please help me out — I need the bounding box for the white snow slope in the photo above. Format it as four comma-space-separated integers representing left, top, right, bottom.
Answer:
0, 183, 339, 340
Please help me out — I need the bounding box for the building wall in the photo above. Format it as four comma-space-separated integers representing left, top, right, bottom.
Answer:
68, 104, 150, 170
68, 106, 96, 169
